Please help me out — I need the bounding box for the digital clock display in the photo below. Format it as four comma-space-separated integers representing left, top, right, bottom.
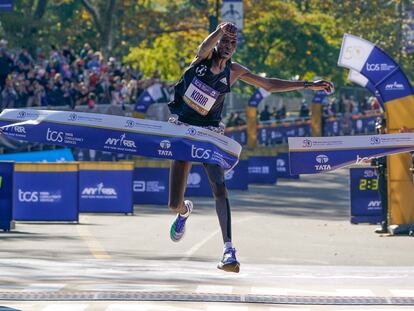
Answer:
359, 178, 378, 191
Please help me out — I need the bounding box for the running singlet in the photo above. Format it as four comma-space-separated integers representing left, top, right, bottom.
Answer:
169, 51, 231, 127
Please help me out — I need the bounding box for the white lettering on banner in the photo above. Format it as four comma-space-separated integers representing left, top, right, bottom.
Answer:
158, 140, 172, 157
46, 128, 64, 143
315, 154, 331, 171
276, 159, 287, 172
248, 166, 270, 174
105, 134, 136, 148
18, 189, 62, 203
187, 173, 201, 187
133, 181, 165, 193
191, 145, 211, 160
81, 183, 117, 199
224, 170, 234, 180
303, 139, 312, 148
355, 154, 375, 165
363, 170, 375, 178
385, 82, 405, 90
366, 63, 395, 71
368, 200, 381, 208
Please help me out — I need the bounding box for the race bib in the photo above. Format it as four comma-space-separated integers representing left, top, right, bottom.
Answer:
183, 77, 219, 116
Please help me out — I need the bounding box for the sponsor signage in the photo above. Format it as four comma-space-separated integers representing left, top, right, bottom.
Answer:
349, 167, 382, 224
13, 164, 78, 221
0, 109, 242, 171
185, 165, 213, 197
224, 160, 248, 190
0, 162, 14, 231
79, 164, 133, 213
133, 168, 169, 205
275, 153, 299, 179
248, 156, 277, 184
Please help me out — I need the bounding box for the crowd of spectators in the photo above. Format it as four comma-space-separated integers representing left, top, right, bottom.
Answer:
0, 40, 169, 113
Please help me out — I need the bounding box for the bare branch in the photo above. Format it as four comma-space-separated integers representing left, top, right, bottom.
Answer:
80, 0, 103, 34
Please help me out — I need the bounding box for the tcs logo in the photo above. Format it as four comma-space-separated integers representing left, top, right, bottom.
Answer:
46, 128, 64, 143
191, 145, 211, 160
18, 189, 39, 202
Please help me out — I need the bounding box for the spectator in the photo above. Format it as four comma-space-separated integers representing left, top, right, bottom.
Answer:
0, 48, 14, 89
275, 102, 286, 120
299, 99, 310, 117
260, 105, 271, 122
0, 78, 17, 110
233, 111, 246, 126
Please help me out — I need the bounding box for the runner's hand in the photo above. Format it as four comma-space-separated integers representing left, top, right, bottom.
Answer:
308, 80, 334, 95
218, 22, 238, 38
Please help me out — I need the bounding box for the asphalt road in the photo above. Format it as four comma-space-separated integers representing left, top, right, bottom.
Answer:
1, 168, 413, 310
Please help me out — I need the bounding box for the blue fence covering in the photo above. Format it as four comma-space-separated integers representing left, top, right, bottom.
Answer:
133, 167, 169, 205
0, 162, 14, 231
0, 149, 74, 162
248, 156, 277, 184
349, 167, 382, 224
185, 165, 213, 197
275, 153, 299, 179
79, 162, 134, 213
225, 160, 248, 190
13, 163, 79, 221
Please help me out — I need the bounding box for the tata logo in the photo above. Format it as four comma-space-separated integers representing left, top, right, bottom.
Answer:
191, 145, 211, 160
46, 128, 64, 143
195, 65, 207, 77
105, 134, 136, 148
18, 189, 38, 202
355, 154, 375, 165
366, 63, 395, 71
302, 139, 312, 148
158, 140, 172, 156
125, 120, 135, 128
385, 82, 405, 90
81, 183, 117, 196
315, 154, 331, 171
187, 173, 201, 186
68, 113, 78, 121
368, 200, 381, 208
370, 136, 381, 145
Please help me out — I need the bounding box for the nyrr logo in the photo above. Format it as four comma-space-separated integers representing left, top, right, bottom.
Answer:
195, 65, 207, 77
81, 183, 117, 198
4, 125, 26, 134
276, 159, 287, 172
385, 81, 405, 90
18, 189, 38, 202
158, 140, 172, 156
366, 63, 395, 71
302, 139, 312, 148
46, 128, 64, 143
315, 154, 331, 171
368, 200, 381, 208
191, 145, 211, 160
105, 133, 136, 148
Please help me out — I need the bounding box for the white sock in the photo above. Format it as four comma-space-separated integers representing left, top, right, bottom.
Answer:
224, 242, 233, 251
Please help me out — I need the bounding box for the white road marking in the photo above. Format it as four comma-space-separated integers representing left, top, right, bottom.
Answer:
196, 285, 233, 294
41, 304, 88, 311
389, 289, 414, 297
22, 283, 65, 292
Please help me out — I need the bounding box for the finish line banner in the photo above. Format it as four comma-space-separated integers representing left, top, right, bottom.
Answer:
288, 134, 414, 175
0, 109, 242, 170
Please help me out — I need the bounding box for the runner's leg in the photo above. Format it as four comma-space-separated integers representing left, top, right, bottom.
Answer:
168, 160, 192, 215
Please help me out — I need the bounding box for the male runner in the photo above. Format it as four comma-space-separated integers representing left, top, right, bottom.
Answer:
168, 22, 333, 273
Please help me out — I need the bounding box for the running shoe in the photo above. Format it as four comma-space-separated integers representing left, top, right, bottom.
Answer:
217, 247, 240, 273
170, 200, 193, 242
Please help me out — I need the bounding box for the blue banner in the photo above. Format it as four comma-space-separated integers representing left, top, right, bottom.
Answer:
79, 168, 133, 213
133, 168, 169, 205
0, 149, 74, 162
0, 162, 14, 231
323, 118, 341, 136
225, 128, 247, 146
275, 153, 299, 179
224, 160, 248, 190
248, 88, 270, 107
0, 109, 241, 170
289, 133, 414, 174
350, 167, 382, 224
0, 0, 13, 11
185, 165, 213, 197
311, 90, 327, 104
13, 165, 78, 221
248, 156, 277, 184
